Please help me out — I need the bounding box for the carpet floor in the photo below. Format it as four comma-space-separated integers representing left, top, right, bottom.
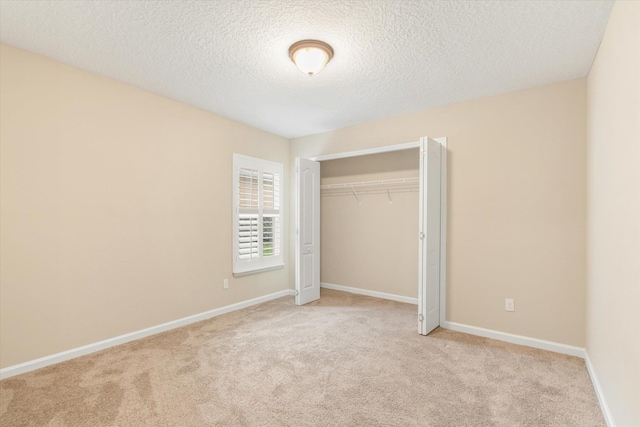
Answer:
1, 289, 604, 426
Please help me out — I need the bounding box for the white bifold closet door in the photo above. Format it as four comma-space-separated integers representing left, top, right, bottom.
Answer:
295, 157, 320, 305
418, 137, 442, 335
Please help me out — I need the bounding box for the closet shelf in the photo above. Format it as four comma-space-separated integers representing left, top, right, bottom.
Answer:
320, 177, 418, 190
321, 177, 419, 198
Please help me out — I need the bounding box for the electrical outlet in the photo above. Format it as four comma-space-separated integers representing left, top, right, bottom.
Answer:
505, 298, 515, 312
223, 279, 229, 290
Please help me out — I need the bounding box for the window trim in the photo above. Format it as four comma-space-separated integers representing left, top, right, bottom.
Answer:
232, 154, 284, 276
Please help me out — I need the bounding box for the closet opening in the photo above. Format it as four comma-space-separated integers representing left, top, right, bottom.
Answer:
295, 137, 446, 335
319, 149, 420, 306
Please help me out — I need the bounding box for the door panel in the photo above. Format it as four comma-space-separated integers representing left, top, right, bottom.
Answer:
302, 253, 314, 289
419, 137, 442, 334
296, 158, 320, 305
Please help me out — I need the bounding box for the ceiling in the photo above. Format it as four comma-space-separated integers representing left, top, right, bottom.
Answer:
0, 0, 614, 139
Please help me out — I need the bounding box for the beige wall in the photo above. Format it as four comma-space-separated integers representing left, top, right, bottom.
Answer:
292, 79, 587, 347
320, 150, 419, 298
0, 44, 290, 368
586, 1, 640, 425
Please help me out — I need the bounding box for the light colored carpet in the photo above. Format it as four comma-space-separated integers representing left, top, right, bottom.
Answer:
1, 289, 604, 426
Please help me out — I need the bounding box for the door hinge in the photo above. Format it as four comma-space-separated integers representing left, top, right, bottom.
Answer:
295, 290, 299, 296
419, 232, 425, 240
419, 314, 424, 322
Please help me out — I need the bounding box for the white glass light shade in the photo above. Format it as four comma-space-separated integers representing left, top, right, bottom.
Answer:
293, 48, 328, 76
289, 40, 334, 77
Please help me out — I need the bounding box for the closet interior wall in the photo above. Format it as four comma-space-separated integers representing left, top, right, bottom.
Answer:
320, 149, 419, 299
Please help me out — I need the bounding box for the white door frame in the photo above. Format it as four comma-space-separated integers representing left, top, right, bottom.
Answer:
307, 137, 448, 328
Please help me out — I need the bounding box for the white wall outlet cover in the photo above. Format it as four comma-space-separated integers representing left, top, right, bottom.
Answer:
223, 279, 229, 289
505, 298, 515, 312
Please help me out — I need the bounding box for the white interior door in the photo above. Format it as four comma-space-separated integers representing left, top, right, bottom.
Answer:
295, 157, 320, 305
418, 137, 442, 334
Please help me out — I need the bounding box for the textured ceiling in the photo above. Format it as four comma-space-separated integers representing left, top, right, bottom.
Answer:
0, 0, 614, 138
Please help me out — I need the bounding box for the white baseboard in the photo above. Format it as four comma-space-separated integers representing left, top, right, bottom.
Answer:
0, 289, 295, 380
440, 321, 586, 358
584, 352, 615, 427
320, 282, 418, 305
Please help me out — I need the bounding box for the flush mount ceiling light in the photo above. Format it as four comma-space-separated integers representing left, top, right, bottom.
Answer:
289, 40, 334, 77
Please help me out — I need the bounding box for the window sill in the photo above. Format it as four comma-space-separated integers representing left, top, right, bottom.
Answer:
233, 263, 284, 277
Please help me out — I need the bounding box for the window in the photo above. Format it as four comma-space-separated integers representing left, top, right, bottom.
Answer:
233, 154, 284, 275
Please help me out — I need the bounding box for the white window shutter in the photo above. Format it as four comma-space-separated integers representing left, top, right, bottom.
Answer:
233, 155, 284, 275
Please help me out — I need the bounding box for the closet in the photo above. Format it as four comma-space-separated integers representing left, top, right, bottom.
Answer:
319, 149, 420, 301
295, 137, 445, 335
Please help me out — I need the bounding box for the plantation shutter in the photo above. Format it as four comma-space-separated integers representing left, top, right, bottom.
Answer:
238, 168, 259, 260
262, 171, 281, 258
233, 155, 284, 275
